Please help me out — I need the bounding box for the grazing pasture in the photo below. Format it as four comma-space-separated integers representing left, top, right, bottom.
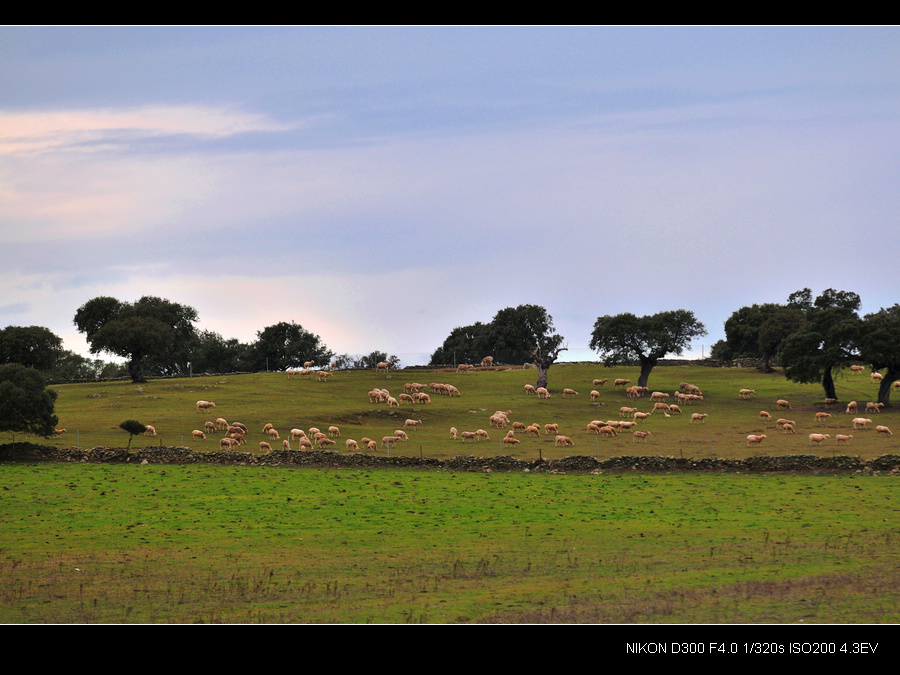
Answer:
2, 364, 898, 623
20, 364, 898, 460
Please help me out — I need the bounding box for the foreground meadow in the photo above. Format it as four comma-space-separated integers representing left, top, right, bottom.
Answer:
0, 463, 897, 623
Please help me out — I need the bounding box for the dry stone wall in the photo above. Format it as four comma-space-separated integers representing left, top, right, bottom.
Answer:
2, 443, 899, 475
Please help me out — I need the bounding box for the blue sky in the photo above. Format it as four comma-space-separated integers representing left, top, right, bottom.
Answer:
2, 26, 898, 365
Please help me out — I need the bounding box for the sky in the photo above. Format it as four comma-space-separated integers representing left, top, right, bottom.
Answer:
2, 26, 899, 366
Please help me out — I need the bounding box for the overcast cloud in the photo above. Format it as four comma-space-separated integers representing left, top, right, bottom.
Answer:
2, 26, 898, 365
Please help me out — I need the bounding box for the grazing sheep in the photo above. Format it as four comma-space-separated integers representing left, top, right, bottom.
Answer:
393, 430, 409, 442
460, 431, 477, 443
399, 393, 415, 405
316, 436, 336, 448
823, 398, 839, 406
759, 411, 771, 420
872, 372, 884, 382
836, 434, 853, 444
845, 401, 858, 414
291, 429, 306, 441
386, 396, 400, 407
633, 412, 651, 422
593, 379, 608, 387
219, 437, 238, 451
599, 426, 618, 438
808, 433, 830, 446
449, 427, 458, 440
375, 361, 393, 372
649, 391, 670, 401
775, 419, 796, 430
501, 436, 520, 447
364, 440, 376, 452
196, 400, 216, 412
853, 418, 873, 430
625, 386, 642, 399
746, 434, 767, 447
298, 437, 313, 451
776, 399, 792, 411
633, 430, 651, 442
216, 418, 228, 430
262, 423, 274, 434
536, 387, 551, 399
267, 428, 280, 440
849, 365, 864, 374
620, 407, 637, 417
480, 356, 494, 367
585, 423, 603, 434
346, 439, 359, 452
404, 419, 422, 430
618, 421, 637, 430
524, 384, 536, 395
563, 388, 579, 398
303, 360, 315, 369
415, 393, 431, 404
614, 379, 631, 388
204, 421, 216, 434
876, 425, 893, 437
328, 425, 340, 437
815, 412, 832, 422
554, 435, 575, 447
652, 402, 671, 414
143, 425, 157, 437
865, 402, 884, 414
739, 389, 755, 399
282, 439, 291, 451
590, 390, 600, 402
544, 423, 559, 435
511, 421, 527, 432
690, 413, 708, 424
259, 441, 272, 453
781, 423, 796, 435
316, 371, 332, 382
669, 405, 683, 415
526, 425, 541, 437
475, 429, 491, 441
191, 430, 206, 441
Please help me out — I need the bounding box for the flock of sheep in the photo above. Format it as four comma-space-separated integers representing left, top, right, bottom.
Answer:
130, 360, 897, 456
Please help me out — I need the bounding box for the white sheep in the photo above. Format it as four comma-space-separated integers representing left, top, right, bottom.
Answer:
143, 425, 157, 437
544, 423, 559, 435
776, 399, 792, 411
196, 400, 216, 412
808, 433, 830, 446
346, 439, 360, 452
562, 388, 579, 398
590, 390, 600, 402
865, 402, 884, 414
536, 387, 551, 399
815, 412, 832, 422
328, 425, 341, 437
876, 425, 893, 436
845, 401, 858, 414
480, 356, 494, 367
259, 441, 272, 453
746, 434, 767, 447
554, 435, 575, 447
852, 418, 873, 430
739, 389, 755, 399
191, 430, 206, 441
690, 413, 708, 424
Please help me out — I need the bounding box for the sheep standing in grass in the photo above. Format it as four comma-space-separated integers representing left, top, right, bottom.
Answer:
746, 434, 767, 447
555, 435, 575, 447
845, 401, 858, 414
192, 430, 206, 441
808, 433, 830, 446
777, 399, 792, 411
876, 425, 893, 436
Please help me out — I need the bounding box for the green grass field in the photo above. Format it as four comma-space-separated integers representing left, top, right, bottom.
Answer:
1, 464, 897, 623
1, 364, 898, 623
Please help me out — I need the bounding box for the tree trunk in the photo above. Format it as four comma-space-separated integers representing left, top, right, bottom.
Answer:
535, 365, 549, 391
128, 354, 146, 383
757, 349, 775, 373
821, 367, 837, 400
877, 366, 897, 408
637, 358, 656, 388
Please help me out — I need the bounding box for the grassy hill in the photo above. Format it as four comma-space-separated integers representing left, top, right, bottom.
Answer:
28, 363, 898, 460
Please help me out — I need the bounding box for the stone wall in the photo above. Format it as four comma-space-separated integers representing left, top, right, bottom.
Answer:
2, 442, 898, 475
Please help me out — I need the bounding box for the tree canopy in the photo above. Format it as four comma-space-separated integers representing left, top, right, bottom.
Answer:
246, 321, 333, 373
589, 309, 707, 388
430, 305, 565, 388
779, 288, 862, 400
711, 303, 804, 371
74, 296, 199, 383
0, 363, 59, 437
0, 325, 63, 371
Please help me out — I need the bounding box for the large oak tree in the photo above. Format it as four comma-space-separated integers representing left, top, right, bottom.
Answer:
779, 288, 862, 400
589, 309, 707, 388
74, 296, 199, 383
0, 363, 58, 437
